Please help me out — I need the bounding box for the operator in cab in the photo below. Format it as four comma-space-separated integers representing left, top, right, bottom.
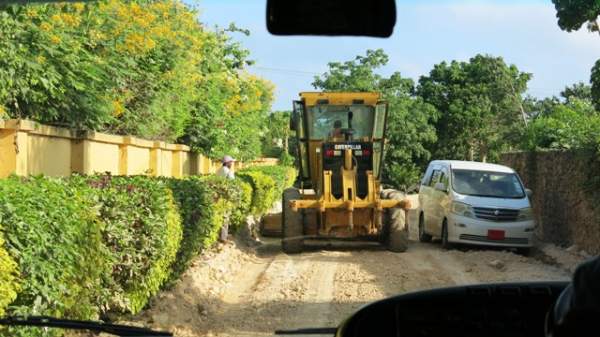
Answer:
329, 120, 344, 139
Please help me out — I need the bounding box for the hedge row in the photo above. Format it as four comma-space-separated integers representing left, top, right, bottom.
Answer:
238, 165, 296, 215
0, 165, 295, 336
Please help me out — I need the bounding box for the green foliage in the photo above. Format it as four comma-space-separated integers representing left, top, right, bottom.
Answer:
243, 165, 297, 192
237, 170, 278, 215
523, 95, 561, 119
521, 100, 600, 150
164, 177, 214, 282
561, 82, 593, 103
0, 1, 273, 160
86, 175, 182, 314
278, 151, 294, 167
232, 180, 254, 230
238, 165, 296, 214
312, 49, 390, 92
0, 167, 292, 334
128, 190, 181, 311
176, 28, 274, 161
198, 175, 246, 233
312, 49, 438, 189
551, 1, 600, 111
0, 224, 19, 317
165, 169, 291, 284
417, 54, 531, 163
592, 60, 600, 111
262, 111, 292, 158
0, 176, 107, 324
552, 0, 600, 32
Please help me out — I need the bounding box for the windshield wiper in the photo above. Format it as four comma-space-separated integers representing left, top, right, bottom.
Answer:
275, 327, 337, 335
0, 316, 172, 336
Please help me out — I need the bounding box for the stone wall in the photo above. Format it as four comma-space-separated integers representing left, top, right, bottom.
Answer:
501, 150, 600, 254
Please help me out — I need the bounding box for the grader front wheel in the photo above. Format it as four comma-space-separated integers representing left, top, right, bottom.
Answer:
282, 188, 304, 254
382, 189, 409, 253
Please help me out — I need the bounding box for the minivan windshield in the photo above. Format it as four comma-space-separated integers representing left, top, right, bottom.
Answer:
451, 169, 525, 198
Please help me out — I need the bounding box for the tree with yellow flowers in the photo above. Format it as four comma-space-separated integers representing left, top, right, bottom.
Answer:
0, 0, 274, 160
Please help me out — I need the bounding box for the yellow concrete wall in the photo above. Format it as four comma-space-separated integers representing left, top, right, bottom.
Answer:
127, 145, 150, 175
85, 141, 120, 174
14, 131, 29, 176
0, 119, 277, 178
160, 150, 173, 177
181, 152, 191, 176
0, 129, 16, 178
28, 134, 71, 176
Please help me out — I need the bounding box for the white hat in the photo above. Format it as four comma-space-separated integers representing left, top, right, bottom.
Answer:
222, 155, 235, 164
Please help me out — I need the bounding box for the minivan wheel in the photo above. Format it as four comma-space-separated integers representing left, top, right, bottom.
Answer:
441, 220, 451, 249
418, 213, 432, 243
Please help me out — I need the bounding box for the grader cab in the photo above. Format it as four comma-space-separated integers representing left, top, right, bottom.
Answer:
281, 92, 411, 254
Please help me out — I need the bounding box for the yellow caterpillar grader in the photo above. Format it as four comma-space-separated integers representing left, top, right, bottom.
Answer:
280, 92, 412, 254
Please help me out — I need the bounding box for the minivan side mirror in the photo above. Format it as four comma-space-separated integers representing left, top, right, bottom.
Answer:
526, 188, 533, 197
434, 182, 447, 193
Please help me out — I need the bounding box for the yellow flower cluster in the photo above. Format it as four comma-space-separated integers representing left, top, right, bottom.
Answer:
112, 99, 125, 117
49, 35, 61, 44
72, 3, 85, 13
25, 8, 38, 18
50, 13, 81, 28
39, 22, 52, 32
117, 33, 156, 54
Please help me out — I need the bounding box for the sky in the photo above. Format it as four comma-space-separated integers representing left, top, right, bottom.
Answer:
191, 0, 600, 111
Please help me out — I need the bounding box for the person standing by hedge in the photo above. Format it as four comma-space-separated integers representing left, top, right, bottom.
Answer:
217, 155, 235, 242
217, 155, 235, 180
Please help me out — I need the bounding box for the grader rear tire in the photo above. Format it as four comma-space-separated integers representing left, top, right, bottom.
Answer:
282, 188, 303, 254
382, 189, 409, 253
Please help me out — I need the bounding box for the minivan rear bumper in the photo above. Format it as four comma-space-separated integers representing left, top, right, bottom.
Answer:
447, 214, 535, 247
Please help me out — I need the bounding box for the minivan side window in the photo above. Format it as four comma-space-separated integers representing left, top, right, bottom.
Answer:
421, 166, 434, 186
440, 168, 449, 187
430, 170, 442, 187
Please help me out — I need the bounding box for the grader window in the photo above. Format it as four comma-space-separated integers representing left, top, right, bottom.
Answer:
306, 105, 375, 140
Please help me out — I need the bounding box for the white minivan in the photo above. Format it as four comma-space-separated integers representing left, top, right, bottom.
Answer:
417, 160, 535, 253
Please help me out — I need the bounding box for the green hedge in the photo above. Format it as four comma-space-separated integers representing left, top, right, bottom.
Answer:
238, 166, 296, 215
237, 171, 278, 215
165, 175, 249, 284
0, 165, 294, 336
199, 175, 253, 232
0, 224, 19, 318
0, 176, 107, 337
86, 175, 182, 314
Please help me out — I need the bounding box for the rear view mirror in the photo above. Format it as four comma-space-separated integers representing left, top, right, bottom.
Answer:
434, 182, 447, 192
526, 188, 533, 197
266, 0, 396, 37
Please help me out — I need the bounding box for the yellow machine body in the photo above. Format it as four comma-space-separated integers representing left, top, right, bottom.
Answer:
289, 92, 410, 239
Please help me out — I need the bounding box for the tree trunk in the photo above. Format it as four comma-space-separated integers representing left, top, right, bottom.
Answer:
468, 143, 474, 161
480, 141, 488, 163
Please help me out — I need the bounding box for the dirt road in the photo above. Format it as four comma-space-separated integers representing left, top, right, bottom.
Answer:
133, 222, 583, 337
